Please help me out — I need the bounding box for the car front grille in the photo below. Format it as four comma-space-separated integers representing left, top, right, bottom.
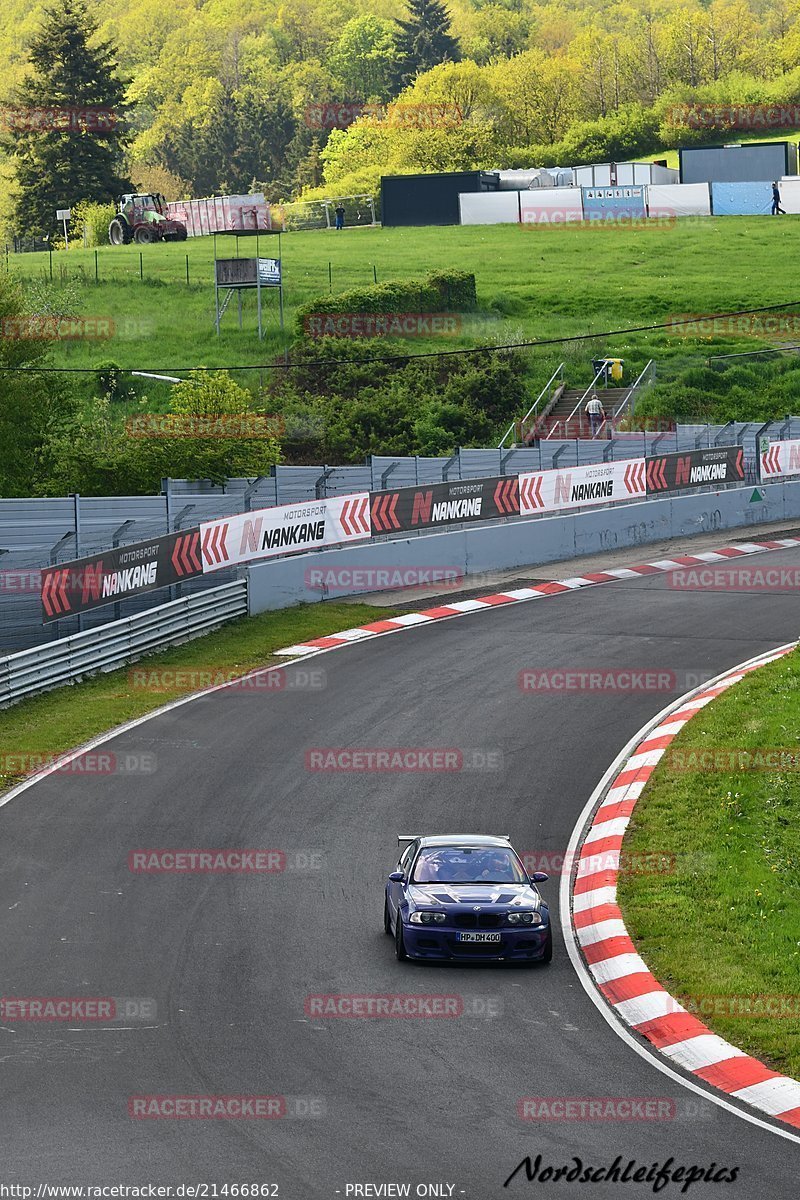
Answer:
452, 912, 503, 929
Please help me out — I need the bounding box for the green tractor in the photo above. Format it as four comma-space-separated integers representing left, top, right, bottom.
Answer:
108, 193, 187, 245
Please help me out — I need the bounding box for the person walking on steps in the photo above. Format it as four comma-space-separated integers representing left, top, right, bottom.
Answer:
586, 392, 604, 438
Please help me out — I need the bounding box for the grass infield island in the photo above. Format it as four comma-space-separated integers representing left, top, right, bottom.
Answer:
0, 601, 401, 796
617, 649, 800, 1079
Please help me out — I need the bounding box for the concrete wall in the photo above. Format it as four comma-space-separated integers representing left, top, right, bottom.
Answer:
247, 482, 800, 614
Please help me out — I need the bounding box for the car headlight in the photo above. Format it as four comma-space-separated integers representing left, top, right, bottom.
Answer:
507, 911, 542, 926
409, 911, 446, 924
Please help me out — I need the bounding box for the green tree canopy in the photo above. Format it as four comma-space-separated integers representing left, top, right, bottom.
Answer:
393, 0, 460, 93
7, 0, 129, 236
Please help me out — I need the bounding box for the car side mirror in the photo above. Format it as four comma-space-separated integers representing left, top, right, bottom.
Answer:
389, 870, 405, 883
531, 871, 549, 883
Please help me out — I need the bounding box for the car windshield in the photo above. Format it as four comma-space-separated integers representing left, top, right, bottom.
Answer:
412, 845, 527, 884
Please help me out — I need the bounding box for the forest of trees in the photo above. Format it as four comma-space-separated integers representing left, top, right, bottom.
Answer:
2, 0, 800, 231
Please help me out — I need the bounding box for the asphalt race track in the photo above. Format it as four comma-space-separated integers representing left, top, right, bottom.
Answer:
3, 545, 800, 1197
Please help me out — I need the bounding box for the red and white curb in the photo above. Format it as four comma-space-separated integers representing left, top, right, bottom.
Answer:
570, 643, 800, 1132
273, 537, 800, 656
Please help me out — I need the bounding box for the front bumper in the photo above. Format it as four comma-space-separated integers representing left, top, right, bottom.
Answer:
402, 921, 550, 961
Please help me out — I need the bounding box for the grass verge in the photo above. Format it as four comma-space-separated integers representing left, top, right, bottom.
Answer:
10, 219, 800, 377
0, 601, 401, 794
618, 648, 800, 1079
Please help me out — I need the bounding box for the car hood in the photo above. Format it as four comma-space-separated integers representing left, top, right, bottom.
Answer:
408, 883, 541, 908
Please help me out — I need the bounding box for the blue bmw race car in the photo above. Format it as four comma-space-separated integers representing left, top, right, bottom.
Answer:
384, 834, 551, 964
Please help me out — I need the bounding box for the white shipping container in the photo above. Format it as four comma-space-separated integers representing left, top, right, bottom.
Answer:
459, 191, 521, 224
573, 162, 678, 187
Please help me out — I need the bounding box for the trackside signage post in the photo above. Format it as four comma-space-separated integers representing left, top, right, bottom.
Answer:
56, 207, 71, 249
213, 240, 284, 338
40, 447, 749, 619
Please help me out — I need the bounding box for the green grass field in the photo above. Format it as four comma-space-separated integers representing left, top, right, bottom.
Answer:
7, 217, 800, 393
618, 650, 800, 1079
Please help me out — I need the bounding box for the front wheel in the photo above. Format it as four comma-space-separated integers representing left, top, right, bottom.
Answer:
383, 896, 392, 936
134, 225, 155, 244
395, 911, 408, 961
540, 927, 553, 964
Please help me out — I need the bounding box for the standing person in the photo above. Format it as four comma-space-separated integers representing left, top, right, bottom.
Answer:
586, 392, 604, 438
772, 182, 785, 216
334, 202, 345, 230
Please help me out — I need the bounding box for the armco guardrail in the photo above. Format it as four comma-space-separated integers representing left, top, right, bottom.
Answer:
0, 580, 247, 708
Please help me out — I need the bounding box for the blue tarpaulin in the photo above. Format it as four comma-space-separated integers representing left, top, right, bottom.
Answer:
580, 186, 647, 221
710, 181, 773, 215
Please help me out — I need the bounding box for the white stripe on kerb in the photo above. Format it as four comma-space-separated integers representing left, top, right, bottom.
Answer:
660, 1035, 746, 1072
731, 1077, 800, 1116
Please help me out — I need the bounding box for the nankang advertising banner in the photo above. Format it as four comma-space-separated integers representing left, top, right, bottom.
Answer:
200, 494, 371, 572
519, 460, 645, 515
645, 446, 744, 494
369, 476, 519, 534
41, 528, 203, 622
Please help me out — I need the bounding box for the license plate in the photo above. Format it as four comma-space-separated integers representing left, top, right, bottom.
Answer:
457, 931, 501, 943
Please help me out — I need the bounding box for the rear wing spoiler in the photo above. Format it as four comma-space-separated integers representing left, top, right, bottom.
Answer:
397, 834, 511, 844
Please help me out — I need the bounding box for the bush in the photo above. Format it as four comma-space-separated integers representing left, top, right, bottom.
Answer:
636, 356, 800, 427
95, 360, 130, 402
0, 274, 81, 496
267, 338, 528, 462
294, 270, 477, 333
72, 200, 116, 248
